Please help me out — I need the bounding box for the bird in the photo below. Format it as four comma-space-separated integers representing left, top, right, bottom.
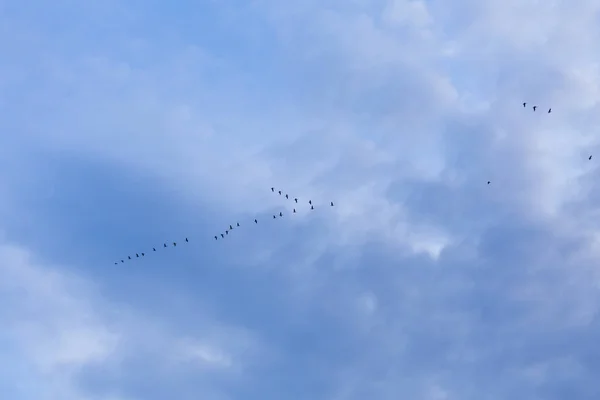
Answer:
533, 106, 537, 111
214, 236, 218, 240
153, 247, 156, 251
271, 187, 274, 192
225, 230, 228, 235
141, 253, 145, 256
293, 208, 296, 213
114, 262, 117, 265
254, 219, 258, 223
173, 242, 177, 246
589, 155, 592, 160
278, 190, 282, 195
237, 222, 240, 227
136, 253, 139, 258
273, 215, 276, 219
487, 181, 490, 184
221, 233, 224, 238
128, 256, 131, 260
548, 108, 551, 113
523, 102, 526, 107
294, 198, 298, 203
164, 243, 167, 248
279, 211, 283, 217
229, 224, 233, 230
121, 260, 124, 263
311, 205, 314, 210
330, 201, 334, 206
285, 194, 288, 199
309, 200, 312, 205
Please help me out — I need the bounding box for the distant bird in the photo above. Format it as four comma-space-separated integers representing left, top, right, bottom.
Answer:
309, 200, 312, 205
136, 253, 139, 258
278, 190, 282, 195
128, 256, 131, 260
273, 215, 276, 219
279, 211, 283, 217
311, 205, 314, 210
221, 233, 224, 238
487, 181, 490, 184
173, 242, 177, 246
294, 198, 298, 203
254, 219, 258, 223
225, 230, 228, 235
589, 155, 592, 160
533, 106, 537, 111
229, 224, 233, 230
523, 102, 526, 107
271, 187, 274, 192
237, 222, 240, 227
548, 108, 551, 113
115, 262, 117, 265
141, 253, 145, 256
164, 243, 167, 248
185, 238, 188, 242
121, 260, 124, 263
285, 194, 289, 199
293, 208, 296, 213
330, 201, 334, 206
214, 236, 218, 240
153, 247, 156, 251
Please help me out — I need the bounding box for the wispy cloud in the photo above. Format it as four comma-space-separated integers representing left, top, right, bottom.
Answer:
1, 0, 600, 399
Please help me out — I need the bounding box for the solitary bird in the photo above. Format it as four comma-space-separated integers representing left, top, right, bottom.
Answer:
533, 106, 537, 111
589, 155, 593, 160
153, 247, 156, 251
254, 219, 258, 223
185, 238, 188, 242
330, 201, 334, 206
523, 102, 526, 107
548, 108, 551, 113
164, 243, 167, 248
487, 181, 490, 184
115, 262, 117, 265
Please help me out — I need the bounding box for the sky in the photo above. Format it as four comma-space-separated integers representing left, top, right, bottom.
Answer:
1, 0, 600, 399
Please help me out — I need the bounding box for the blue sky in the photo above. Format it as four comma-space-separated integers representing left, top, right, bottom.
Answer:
1, 0, 600, 399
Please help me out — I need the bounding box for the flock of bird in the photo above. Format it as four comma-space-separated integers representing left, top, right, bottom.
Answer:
113, 187, 335, 264
113, 103, 595, 264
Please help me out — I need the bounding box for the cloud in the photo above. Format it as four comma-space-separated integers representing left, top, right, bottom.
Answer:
1, 0, 600, 399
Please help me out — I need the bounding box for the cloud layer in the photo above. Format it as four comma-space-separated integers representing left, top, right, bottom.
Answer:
1, 0, 600, 399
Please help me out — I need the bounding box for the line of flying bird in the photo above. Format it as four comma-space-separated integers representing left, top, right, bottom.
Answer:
112, 188, 335, 264
113, 103, 594, 264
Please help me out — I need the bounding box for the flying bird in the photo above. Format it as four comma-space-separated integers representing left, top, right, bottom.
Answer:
278, 190, 282, 195
523, 102, 526, 107
164, 243, 167, 248
215, 236, 218, 240
330, 201, 334, 206
285, 194, 288, 199
141, 253, 145, 256
185, 238, 188, 242
221, 233, 224, 238
311, 205, 314, 210
271, 187, 274, 192
153, 247, 156, 251
293, 208, 296, 213
254, 219, 258, 223
589, 155, 592, 160
273, 215, 276, 219
229, 225, 233, 230
548, 108, 551, 113
173, 242, 177, 246
533, 106, 537, 111
279, 211, 283, 217
128, 256, 131, 260
294, 198, 298, 203
487, 181, 490, 184
121, 260, 124, 263
136, 253, 139, 258
237, 222, 240, 227
309, 200, 312, 205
